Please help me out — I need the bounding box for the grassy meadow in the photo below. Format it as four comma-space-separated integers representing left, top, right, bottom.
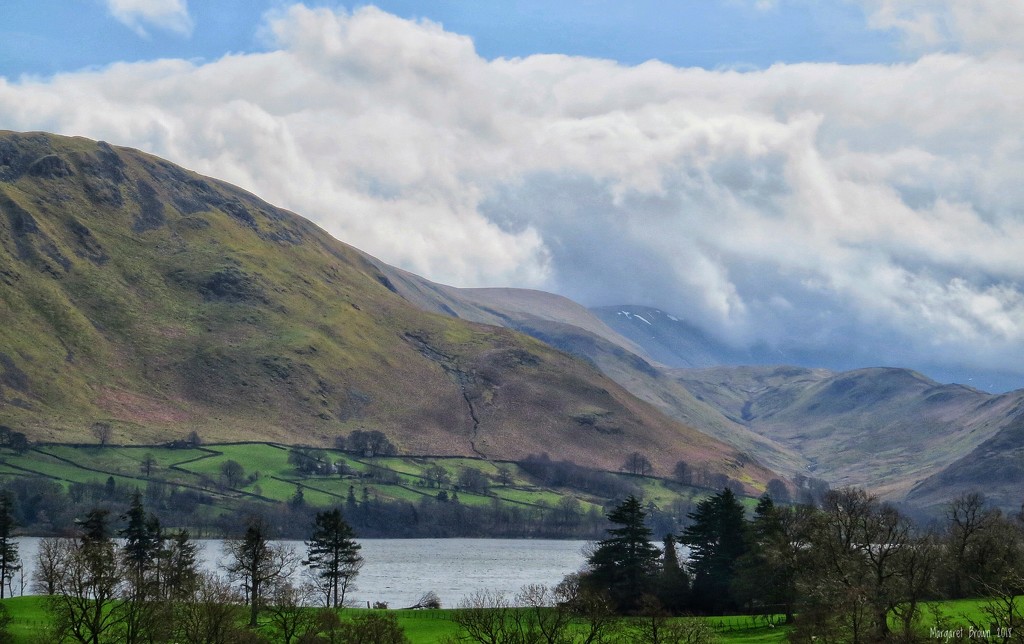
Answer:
4, 594, 1018, 643
0, 441, 734, 538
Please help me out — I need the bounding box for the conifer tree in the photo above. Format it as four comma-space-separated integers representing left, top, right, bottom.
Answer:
0, 491, 20, 599
165, 529, 200, 601
120, 491, 164, 642
584, 495, 661, 612
121, 491, 161, 582
680, 487, 747, 613
656, 534, 690, 613
304, 508, 363, 608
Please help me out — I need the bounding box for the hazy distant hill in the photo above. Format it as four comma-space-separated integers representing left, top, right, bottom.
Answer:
673, 365, 1024, 506
594, 305, 1024, 394
906, 412, 1024, 510
591, 305, 780, 369
0, 131, 779, 487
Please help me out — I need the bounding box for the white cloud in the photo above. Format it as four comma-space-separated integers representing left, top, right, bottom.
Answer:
105, 0, 193, 37
857, 0, 1024, 55
2, 4, 1024, 379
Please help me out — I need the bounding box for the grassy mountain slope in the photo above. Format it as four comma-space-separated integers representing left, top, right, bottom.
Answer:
0, 131, 773, 486
675, 366, 1024, 502
906, 413, 1024, 510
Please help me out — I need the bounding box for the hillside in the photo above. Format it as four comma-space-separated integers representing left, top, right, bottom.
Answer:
906, 413, 1024, 510
378, 264, 1024, 508
675, 366, 1024, 503
0, 131, 777, 487
371, 265, 807, 476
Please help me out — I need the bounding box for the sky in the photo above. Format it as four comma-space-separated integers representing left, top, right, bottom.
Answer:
2, 1, 1024, 390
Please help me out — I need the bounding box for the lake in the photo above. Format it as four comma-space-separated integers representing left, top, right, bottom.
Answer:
12, 537, 590, 607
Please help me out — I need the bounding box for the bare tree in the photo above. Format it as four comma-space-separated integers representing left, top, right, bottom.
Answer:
219, 460, 246, 489
174, 572, 246, 644
406, 590, 441, 610
223, 516, 297, 627
139, 453, 157, 477
796, 488, 936, 643
621, 452, 653, 477
91, 422, 113, 447
47, 511, 125, 644
672, 460, 691, 485
942, 491, 1001, 598
32, 537, 67, 596
515, 583, 574, 644
449, 589, 515, 644
265, 581, 317, 644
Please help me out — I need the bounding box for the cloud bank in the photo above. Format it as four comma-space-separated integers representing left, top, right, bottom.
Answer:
2, 3, 1023, 383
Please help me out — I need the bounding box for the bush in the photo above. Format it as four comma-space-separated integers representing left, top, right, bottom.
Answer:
339, 613, 410, 644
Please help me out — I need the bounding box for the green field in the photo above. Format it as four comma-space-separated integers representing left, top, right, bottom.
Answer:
4, 595, 1016, 643
0, 442, 735, 537
0, 595, 781, 643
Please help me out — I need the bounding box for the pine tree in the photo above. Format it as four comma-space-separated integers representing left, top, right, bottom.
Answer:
680, 487, 748, 613
733, 496, 812, 623
120, 491, 164, 642
165, 529, 200, 601
304, 508, 363, 608
0, 491, 20, 599
120, 491, 161, 583
584, 495, 661, 612
656, 534, 690, 613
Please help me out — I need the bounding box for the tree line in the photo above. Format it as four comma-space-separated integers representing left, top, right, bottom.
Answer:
566, 488, 1024, 643
11, 492, 409, 643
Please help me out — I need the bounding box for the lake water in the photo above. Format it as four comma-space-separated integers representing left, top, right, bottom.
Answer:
12, 537, 589, 608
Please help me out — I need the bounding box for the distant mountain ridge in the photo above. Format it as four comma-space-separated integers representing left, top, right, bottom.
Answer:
596, 305, 1024, 394
592, 305, 780, 369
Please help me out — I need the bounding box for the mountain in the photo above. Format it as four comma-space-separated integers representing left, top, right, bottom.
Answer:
382, 276, 1024, 510
372, 265, 807, 477
0, 131, 777, 487
591, 305, 782, 369
906, 413, 1024, 510
673, 365, 1024, 505
595, 306, 1024, 394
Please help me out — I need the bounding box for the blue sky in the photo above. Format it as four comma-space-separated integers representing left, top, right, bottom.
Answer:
2, 1, 903, 79
2, 1, 1024, 390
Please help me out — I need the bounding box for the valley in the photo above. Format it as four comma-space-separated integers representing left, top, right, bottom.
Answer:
1, 130, 1021, 516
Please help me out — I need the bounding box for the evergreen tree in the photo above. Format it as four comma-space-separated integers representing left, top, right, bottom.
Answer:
680, 487, 748, 613
656, 534, 690, 613
304, 508, 363, 608
0, 491, 20, 599
120, 491, 164, 642
165, 529, 200, 601
733, 495, 811, 623
584, 495, 661, 612
120, 491, 161, 582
